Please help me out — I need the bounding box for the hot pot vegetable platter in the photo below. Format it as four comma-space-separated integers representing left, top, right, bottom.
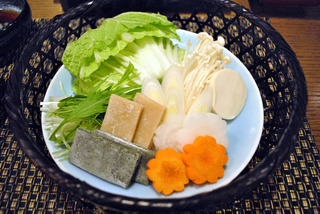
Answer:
5, 0, 307, 212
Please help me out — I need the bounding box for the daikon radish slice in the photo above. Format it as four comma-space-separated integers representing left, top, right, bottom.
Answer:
209, 68, 247, 120
176, 112, 229, 151
153, 114, 185, 151
153, 112, 228, 153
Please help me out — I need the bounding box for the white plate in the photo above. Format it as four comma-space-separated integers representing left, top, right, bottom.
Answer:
41, 29, 264, 199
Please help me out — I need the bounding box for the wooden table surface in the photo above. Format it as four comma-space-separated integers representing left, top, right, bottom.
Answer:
27, 0, 320, 151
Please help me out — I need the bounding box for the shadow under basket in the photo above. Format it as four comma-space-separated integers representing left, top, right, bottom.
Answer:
5, 0, 307, 212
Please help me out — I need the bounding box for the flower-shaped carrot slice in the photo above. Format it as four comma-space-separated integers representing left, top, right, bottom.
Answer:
182, 135, 228, 184
146, 147, 189, 195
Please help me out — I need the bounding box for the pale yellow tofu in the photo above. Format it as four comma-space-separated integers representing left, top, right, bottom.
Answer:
133, 93, 166, 149
101, 94, 143, 142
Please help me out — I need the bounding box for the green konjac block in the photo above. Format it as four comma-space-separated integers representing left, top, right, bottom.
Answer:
69, 128, 142, 188
93, 130, 156, 185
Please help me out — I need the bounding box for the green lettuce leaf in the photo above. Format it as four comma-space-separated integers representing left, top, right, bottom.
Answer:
62, 12, 180, 90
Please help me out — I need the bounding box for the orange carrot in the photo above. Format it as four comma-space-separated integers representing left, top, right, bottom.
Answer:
182, 135, 228, 184
146, 147, 189, 195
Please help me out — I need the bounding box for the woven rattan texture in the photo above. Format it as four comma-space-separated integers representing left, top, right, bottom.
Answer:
1, 0, 317, 212
1, 118, 319, 213
0, 19, 48, 132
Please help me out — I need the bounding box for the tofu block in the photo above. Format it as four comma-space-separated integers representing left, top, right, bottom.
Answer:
94, 129, 156, 185
133, 93, 166, 149
100, 94, 143, 142
69, 128, 142, 188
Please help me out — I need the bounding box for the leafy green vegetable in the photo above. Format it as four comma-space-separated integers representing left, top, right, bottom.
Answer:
62, 12, 182, 95
42, 12, 186, 159
42, 63, 140, 158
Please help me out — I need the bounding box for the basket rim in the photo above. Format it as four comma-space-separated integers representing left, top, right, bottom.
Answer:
4, 0, 308, 211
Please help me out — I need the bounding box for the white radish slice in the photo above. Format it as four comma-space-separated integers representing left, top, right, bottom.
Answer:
187, 86, 212, 114
141, 77, 165, 105
209, 68, 247, 120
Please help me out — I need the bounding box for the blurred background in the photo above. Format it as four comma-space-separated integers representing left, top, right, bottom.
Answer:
28, 0, 320, 19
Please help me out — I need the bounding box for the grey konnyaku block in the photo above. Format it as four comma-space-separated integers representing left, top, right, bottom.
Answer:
69, 128, 142, 188
94, 129, 156, 185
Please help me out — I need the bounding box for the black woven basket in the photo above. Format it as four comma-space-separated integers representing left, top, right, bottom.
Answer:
5, 0, 307, 212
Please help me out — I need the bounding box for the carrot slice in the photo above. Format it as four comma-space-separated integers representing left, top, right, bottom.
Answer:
146, 147, 189, 195
182, 135, 228, 184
